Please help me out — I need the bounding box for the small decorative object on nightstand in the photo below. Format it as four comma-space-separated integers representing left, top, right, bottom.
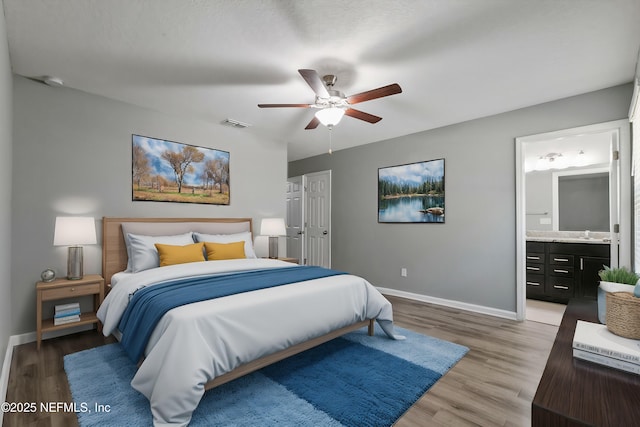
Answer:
40, 268, 56, 282
36, 274, 104, 350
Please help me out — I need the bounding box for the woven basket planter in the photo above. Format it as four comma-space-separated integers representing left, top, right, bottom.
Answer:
606, 291, 640, 339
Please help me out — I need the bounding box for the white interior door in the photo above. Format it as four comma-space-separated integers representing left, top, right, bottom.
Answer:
285, 176, 304, 263
305, 170, 331, 267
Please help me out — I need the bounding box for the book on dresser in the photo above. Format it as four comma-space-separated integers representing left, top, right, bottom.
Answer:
53, 302, 81, 325
573, 347, 640, 374
572, 320, 640, 373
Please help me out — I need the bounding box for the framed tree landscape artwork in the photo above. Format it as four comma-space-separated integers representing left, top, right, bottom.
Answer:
378, 158, 445, 223
132, 134, 230, 205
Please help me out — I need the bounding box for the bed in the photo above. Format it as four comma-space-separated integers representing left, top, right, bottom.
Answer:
97, 217, 402, 427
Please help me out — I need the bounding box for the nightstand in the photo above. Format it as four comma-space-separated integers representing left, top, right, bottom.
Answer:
264, 257, 299, 264
36, 274, 104, 350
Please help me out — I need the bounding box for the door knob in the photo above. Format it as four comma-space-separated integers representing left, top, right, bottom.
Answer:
322, 230, 328, 235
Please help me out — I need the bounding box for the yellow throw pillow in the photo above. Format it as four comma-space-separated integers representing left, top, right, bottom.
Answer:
155, 242, 205, 267
204, 241, 246, 260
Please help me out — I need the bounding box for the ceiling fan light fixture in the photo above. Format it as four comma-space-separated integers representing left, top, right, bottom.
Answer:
315, 107, 345, 127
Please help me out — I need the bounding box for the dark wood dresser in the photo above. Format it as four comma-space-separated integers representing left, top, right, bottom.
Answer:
532, 298, 640, 426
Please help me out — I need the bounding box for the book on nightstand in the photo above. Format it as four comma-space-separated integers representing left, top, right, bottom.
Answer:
572, 320, 640, 374
53, 302, 81, 325
55, 302, 80, 314
53, 314, 81, 326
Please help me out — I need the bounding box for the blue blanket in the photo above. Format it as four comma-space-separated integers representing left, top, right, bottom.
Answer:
119, 266, 347, 362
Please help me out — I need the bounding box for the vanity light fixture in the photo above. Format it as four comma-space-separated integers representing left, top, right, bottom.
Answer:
541, 152, 563, 162
574, 150, 590, 167
535, 152, 565, 171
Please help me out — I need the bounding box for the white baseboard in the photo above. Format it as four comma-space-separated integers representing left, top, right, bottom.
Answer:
0, 324, 94, 427
377, 287, 518, 321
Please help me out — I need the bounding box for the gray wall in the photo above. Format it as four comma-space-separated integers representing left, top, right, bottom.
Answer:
0, 1, 12, 362
12, 76, 287, 335
289, 84, 632, 313
525, 171, 553, 230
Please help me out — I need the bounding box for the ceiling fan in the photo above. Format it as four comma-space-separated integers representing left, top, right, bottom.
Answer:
258, 69, 402, 130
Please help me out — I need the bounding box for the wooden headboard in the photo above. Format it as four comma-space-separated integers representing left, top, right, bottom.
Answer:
102, 217, 253, 290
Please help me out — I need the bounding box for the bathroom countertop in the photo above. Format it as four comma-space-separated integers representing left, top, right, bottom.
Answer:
526, 236, 610, 244
526, 231, 611, 245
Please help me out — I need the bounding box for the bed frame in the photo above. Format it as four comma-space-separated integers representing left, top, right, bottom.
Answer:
100, 216, 374, 390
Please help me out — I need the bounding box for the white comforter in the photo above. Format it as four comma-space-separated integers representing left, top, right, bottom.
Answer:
97, 259, 401, 427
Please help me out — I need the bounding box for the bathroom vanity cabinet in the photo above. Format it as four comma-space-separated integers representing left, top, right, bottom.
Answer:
526, 241, 610, 303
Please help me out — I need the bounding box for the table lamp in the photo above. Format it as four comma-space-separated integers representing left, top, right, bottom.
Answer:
260, 218, 286, 259
53, 216, 97, 280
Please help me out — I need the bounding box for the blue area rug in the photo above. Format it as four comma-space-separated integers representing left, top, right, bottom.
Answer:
64, 326, 468, 426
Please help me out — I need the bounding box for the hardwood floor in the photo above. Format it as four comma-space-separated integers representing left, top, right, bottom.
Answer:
4, 331, 116, 427
388, 296, 557, 426
3, 296, 557, 427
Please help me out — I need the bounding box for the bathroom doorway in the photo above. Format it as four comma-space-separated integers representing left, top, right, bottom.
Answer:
515, 119, 631, 321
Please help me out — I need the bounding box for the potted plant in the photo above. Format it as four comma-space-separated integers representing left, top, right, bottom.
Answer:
597, 266, 640, 323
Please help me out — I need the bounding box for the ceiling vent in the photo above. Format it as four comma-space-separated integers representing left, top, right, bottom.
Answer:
43, 76, 64, 87
221, 118, 251, 129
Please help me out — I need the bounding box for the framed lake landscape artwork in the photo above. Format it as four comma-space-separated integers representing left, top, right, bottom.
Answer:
132, 134, 230, 205
378, 158, 445, 223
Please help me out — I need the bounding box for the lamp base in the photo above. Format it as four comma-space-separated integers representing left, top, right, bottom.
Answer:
268, 236, 279, 259
67, 246, 84, 280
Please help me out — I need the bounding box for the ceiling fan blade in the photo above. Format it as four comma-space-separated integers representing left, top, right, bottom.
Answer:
258, 103, 312, 108
346, 83, 402, 105
298, 69, 330, 98
345, 108, 382, 124
305, 116, 320, 130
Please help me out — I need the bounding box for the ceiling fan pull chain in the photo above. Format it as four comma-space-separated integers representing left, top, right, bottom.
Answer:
328, 126, 333, 155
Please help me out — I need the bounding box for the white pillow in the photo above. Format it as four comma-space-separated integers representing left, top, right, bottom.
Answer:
193, 231, 257, 259
127, 232, 195, 273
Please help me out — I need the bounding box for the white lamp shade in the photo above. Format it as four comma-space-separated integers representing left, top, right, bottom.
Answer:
260, 218, 286, 236
315, 107, 345, 126
53, 217, 97, 246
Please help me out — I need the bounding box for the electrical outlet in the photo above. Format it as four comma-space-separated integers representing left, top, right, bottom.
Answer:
401, 268, 407, 277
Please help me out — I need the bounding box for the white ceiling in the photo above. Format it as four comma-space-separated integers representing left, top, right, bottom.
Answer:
3, 0, 640, 161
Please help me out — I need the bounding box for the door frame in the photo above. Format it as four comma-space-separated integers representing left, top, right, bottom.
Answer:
285, 175, 304, 264
515, 119, 631, 321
